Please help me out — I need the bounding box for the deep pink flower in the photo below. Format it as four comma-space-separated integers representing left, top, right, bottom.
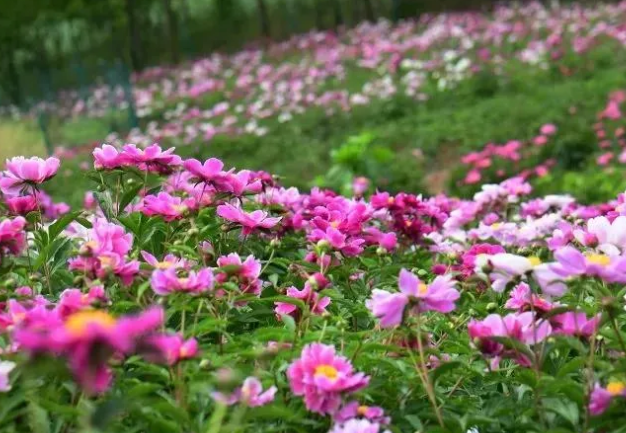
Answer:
93, 145, 124, 170
505, 283, 555, 313
215, 253, 263, 295
551, 312, 600, 338
0, 157, 60, 193
16, 307, 164, 394
212, 376, 277, 407
334, 401, 390, 425
287, 343, 369, 414
144, 333, 198, 365
122, 144, 182, 174
0, 217, 26, 255
150, 267, 214, 296
217, 203, 281, 235
366, 269, 459, 328
329, 419, 389, 433
552, 246, 626, 283
140, 192, 196, 221
275, 283, 331, 318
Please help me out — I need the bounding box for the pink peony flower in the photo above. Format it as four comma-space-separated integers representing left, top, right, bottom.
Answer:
0, 361, 16, 392
122, 144, 182, 174
366, 269, 459, 328
552, 246, 626, 283
93, 145, 125, 170
287, 343, 369, 414
212, 376, 277, 407
144, 333, 198, 365
274, 282, 331, 318
551, 312, 600, 338
150, 267, 214, 296
140, 192, 196, 221
217, 203, 281, 235
16, 307, 164, 394
589, 382, 626, 416
329, 419, 390, 433
0, 156, 60, 193
0, 217, 27, 255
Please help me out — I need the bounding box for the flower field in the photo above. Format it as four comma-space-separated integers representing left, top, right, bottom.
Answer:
4, 2, 626, 433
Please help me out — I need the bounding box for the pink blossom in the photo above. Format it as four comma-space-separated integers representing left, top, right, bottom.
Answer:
0, 217, 26, 255
140, 192, 196, 221
150, 267, 214, 296
329, 419, 389, 433
217, 203, 281, 235
122, 144, 182, 173
93, 145, 125, 170
552, 246, 626, 283
213, 377, 277, 407
0, 361, 16, 392
287, 343, 369, 414
540, 124, 557, 135
551, 312, 600, 338
275, 283, 331, 318
589, 382, 626, 416
2, 156, 60, 188
144, 333, 198, 365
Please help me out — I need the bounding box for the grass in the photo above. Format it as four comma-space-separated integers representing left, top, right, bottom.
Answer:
0, 120, 46, 161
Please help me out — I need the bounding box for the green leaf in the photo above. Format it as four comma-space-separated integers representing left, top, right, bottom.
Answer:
27, 402, 50, 433
430, 360, 464, 386
48, 211, 82, 241
118, 183, 144, 215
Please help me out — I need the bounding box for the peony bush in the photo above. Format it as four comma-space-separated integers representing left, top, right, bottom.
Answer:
0, 145, 623, 432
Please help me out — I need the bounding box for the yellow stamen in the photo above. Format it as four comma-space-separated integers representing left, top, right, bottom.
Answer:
330, 221, 340, 229
65, 310, 116, 337
528, 256, 542, 267
387, 197, 395, 205
99, 256, 114, 268
607, 381, 625, 396
314, 364, 338, 380
357, 405, 369, 416
586, 254, 611, 266
418, 283, 428, 295
491, 223, 501, 229
155, 261, 174, 270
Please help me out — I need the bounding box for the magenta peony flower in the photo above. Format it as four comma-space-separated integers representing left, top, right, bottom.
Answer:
93, 145, 125, 170
140, 192, 196, 221
287, 343, 369, 415
0, 361, 16, 392
16, 307, 164, 394
334, 401, 390, 425
217, 203, 281, 235
329, 419, 389, 433
552, 246, 626, 283
0, 217, 27, 256
212, 376, 277, 407
551, 311, 600, 338
143, 333, 198, 365
121, 144, 182, 173
150, 267, 214, 296
589, 382, 626, 416
274, 282, 331, 318
366, 269, 459, 328
0, 156, 60, 193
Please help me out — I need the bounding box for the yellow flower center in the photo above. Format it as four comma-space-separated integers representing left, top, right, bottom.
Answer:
178, 277, 190, 285
65, 310, 116, 337
491, 223, 502, 229
99, 256, 114, 268
173, 204, 187, 214
330, 221, 340, 229
528, 256, 542, 267
586, 254, 611, 266
85, 240, 98, 250
418, 283, 428, 295
387, 197, 395, 205
155, 261, 174, 270
607, 381, 625, 396
357, 405, 369, 416
314, 364, 339, 380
